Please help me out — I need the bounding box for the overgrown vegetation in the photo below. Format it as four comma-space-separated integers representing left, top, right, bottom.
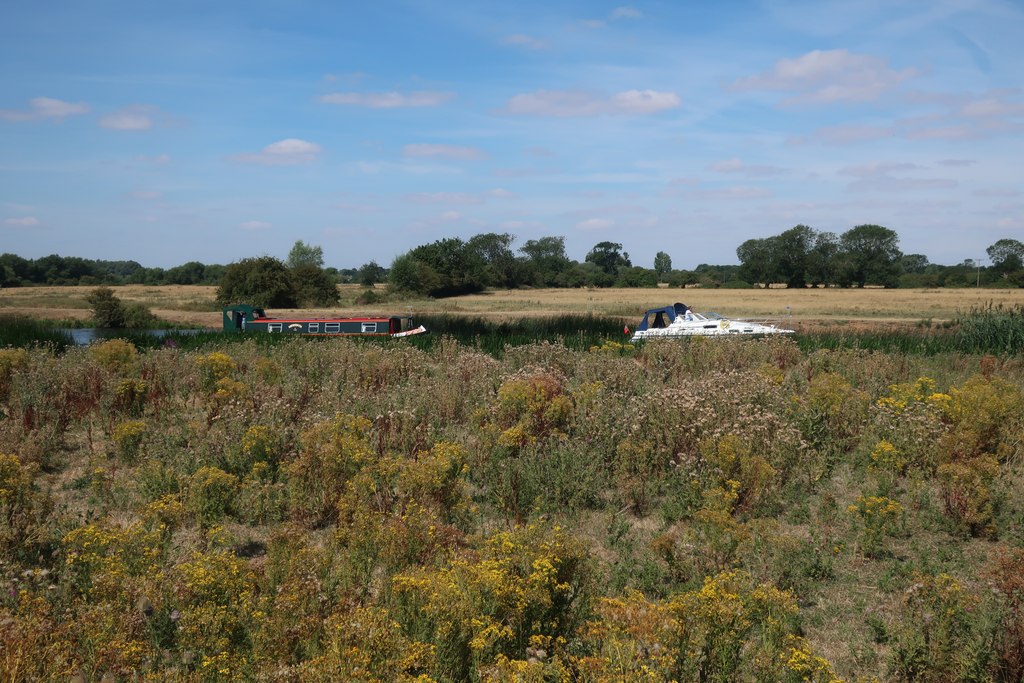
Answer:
2, 324, 1024, 681
86, 286, 161, 329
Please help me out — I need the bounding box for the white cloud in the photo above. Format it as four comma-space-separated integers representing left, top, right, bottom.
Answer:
240, 220, 272, 231
100, 106, 156, 130
610, 6, 642, 19
402, 143, 487, 160
611, 90, 681, 114
839, 162, 957, 192
232, 139, 322, 166
502, 89, 680, 116
320, 91, 454, 108
732, 49, 916, 105
503, 34, 548, 50
4, 216, 40, 227
579, 19, 606, 29
136, 154, 171, 165
487, 188, 516, 199
688, 186, 772, 200
406, 192, 482, 204
709, 158, 744, 173
708, 158, 786, 176
577, 218, 614, 230
790, 124, 894, 145
0, 96, 89, 121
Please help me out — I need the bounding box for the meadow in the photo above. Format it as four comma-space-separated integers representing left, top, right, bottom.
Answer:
3, 283, 1024, 327
2, 287, 1024, 681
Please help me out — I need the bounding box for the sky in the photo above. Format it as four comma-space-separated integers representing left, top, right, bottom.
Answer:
2, 0, 1023, 270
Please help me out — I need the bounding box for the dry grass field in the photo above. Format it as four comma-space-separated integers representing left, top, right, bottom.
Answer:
1, 283, 1023, 328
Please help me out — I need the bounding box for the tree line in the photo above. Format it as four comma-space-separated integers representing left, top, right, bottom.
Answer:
3, 229, 1022, 298
388, 229, 1024, 296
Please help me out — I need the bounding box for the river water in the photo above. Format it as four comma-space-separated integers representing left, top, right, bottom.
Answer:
60, 328, 204, 346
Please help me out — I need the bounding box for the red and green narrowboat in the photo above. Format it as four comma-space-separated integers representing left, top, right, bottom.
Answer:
222, 304, 427, 337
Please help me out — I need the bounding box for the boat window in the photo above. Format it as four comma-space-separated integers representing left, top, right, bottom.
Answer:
361, 322, 377, 333
325, 323, 340, 333
268, 323, 282, 333
653, 312, 668, 328
308, 323, 319, 333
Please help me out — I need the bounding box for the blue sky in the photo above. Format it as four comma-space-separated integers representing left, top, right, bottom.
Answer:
2, 0, 1022, 270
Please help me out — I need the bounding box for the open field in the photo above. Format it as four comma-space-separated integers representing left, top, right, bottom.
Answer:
2, 283, 1023, 329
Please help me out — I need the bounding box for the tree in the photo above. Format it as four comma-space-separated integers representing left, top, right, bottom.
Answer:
287, 240, 325, 270
165, 261, 207, 285
986, 239, 1024, 278
86, 287, 127, 327
217, 256, 298, 308
775, 225, 816, 288
901, 254, 930, 274
357, 261, 387, 286
292, 264, 340, 307
807, 232, 840, 287
520, 237, 571, 286
838, 224, 902, 288
654, 252, 672, 280
467, 232, 521, 287
585, 242, 631, 278
737, 238, 777, 286
406, 237, 487, 297
388, 253, 441, 295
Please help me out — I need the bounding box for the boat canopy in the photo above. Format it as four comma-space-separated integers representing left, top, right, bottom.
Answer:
223, 304, 267, 330
636, 302, 688, 331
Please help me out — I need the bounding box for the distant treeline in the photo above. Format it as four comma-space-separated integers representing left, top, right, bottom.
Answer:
388, 229, 1024, 296
0, 252, 362, 288
3, 228, 1022, 293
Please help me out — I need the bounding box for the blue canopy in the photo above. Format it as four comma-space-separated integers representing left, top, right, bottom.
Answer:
636, 303, 688, 331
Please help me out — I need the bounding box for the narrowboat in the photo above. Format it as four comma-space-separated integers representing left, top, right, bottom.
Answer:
222, 304, 427, 337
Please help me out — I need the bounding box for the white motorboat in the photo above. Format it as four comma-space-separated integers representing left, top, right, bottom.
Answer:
629, 302, 793, 341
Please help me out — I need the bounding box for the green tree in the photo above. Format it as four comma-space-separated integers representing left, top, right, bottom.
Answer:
468, 232, 521, 287
986, 239, 1024, 278
165, 261, 207, 285
292, 264, 340, 307
389, 253, 436, 295
520, 236, 571, 286
838, 224, 902, 288
391, 238, 487, 297
775, 225, 816, 288
807, 232, 840, 287
901, 254, 930, 274
216, 256, 298, 308
357, 261, 387, 286
654, 251, 672, 280
737, 237, 777, 286
287, 240, 325, 270
86, 287, 127, 327
585, 241, 631, 278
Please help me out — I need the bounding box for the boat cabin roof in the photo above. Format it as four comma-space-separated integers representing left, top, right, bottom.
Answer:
636, 303, 688, 331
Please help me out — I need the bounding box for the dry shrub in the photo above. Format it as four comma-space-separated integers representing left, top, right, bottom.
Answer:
936, 456, 1001, 538
89, 339, 138, 374
578, 569, 833, 682
287, 413, 373, 527
0, 452, 48, 562
0, 347, 29, 401
985, 548, 1024, 681
392, 523, 590, 682
298, 605, 433, 681
888, 573, 992, 682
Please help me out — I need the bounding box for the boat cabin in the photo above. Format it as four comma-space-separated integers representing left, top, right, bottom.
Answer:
635, 303, 688, 331
222, 304, 420, 336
